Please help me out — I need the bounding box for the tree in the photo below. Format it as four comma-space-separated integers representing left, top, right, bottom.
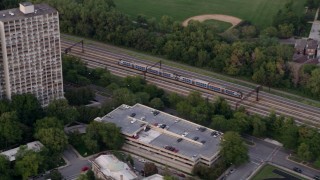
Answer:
210, 115, 230, 132
112, 88, 137, 106
231, 112, 250, 133
214, 97, 233, 119
34, 128, 68, 153
84, 121, 124, 151
190, 102, 210, 125
176, 101, 192, 119
261, 27, 278, 37
86, 170, 95, 180
220, 131, 249, 165
241, 25, 257, 38
307, 68, 320, 98
0, 112, 22, 149
167, 93, 183, 108
144, 162, 158, 176
0, 155, 12, 179
46, 99, 79, 125
252, 116, 267, 137
149, 98, 164, 110
281, 118, 299, 149
315, 156, 320, 168
0, 99, 10, 115
278, 24, 294, 39
65, 87, 95, 106
126, 154, 134, 166
76, 106, 101, 123
77, 174, 89, 180
297, 143, 313, 161
34, 117, 63, 132
47, 169, 63, 180
15, 150, 43, 180
164, 176, 178, 180
10, 94, 43, 126
123, 76, 145, 93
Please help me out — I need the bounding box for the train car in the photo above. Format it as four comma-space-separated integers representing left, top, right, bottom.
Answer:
194, 79, 209, 88
147, 67, 162, 75
119, 60, 243, 99
208, 83, 224, 93
162, 71, 175, 79
177, 76, 193, 84
133, 62, 147, 71
119, 60, 133, 68
224, 89, 242, 99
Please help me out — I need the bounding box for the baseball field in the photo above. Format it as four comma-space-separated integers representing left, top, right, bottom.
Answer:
114, 0, 306, 28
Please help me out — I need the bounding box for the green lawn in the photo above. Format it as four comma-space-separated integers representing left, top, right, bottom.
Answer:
251, 164, 307, 180
203, 19, 232, 33
114, 0, 306, 28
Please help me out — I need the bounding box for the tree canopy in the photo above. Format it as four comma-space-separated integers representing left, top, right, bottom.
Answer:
220, 131, 249, 166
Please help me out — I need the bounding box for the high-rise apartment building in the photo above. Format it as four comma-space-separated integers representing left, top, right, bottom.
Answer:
0, 2, 64, 106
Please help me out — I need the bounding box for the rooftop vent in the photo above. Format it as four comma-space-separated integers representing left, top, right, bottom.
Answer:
19, 2, 34, 14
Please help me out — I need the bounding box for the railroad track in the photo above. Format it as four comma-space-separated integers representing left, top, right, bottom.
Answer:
60, 40, 320, 127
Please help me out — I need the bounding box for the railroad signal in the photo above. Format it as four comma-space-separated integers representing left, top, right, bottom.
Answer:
256, 85, 261, 101
144, 60, 162, 79
236, 85, 261, 109
64, 40, 84, 54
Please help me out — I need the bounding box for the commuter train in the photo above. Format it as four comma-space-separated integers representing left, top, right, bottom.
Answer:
118, 60, 243, 99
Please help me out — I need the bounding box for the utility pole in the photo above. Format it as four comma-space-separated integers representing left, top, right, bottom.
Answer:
256, 85, 261, 101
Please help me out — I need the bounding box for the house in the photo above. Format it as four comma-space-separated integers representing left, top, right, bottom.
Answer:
0, 141, 43, 161
293, 38, 320, 65
91, 154, 138, 180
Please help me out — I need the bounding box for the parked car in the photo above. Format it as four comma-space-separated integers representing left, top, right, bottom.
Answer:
314, 175, 320, 180
177, 138, 183, 142
81, 166, 89, 172
293, 167, 302, 173
130, 113, 136, 117
139, 158, 146, 163
229, 168, 235, 174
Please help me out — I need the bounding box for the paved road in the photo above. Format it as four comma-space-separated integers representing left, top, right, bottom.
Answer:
58, 146, 90, 180
309, 8, 320, 40
225, 136, 319, 180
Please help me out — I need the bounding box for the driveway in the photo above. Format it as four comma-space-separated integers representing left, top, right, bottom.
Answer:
309, 8, 320, 40
225, 136, 319, 180
58, 146, 91, 180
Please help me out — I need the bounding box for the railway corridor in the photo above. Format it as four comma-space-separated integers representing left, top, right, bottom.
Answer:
60, 39, 320, 127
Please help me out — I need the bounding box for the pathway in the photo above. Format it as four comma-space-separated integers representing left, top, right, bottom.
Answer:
309, 8, 320, 40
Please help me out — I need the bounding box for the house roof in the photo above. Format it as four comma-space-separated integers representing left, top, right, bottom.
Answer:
0, 141, 43, 161
295, 39, 307, 50
94, 154, 137, 180
306, 39, 318, 49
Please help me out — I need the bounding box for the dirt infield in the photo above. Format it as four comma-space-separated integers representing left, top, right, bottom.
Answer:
182, 14, 242, 28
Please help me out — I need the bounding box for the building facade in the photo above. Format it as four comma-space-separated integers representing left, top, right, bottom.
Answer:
0, 2, 63, 106
95, 104, 222, 173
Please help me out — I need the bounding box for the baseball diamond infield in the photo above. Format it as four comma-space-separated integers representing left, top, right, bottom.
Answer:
182, 14, 242, 29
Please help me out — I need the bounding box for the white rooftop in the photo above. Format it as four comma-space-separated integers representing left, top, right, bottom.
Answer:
143, 174, 164, 180
0, 141, 43, 161
94, 154, 137, 180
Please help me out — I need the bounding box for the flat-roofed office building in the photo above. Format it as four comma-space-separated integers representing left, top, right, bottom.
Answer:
95, 104, 223, 173
0, 2, 63, 106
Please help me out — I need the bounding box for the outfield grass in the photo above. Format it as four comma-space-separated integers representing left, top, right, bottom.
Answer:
251, 164, 307, 180
203, 19, 232, 33
115, 0, 306, 28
